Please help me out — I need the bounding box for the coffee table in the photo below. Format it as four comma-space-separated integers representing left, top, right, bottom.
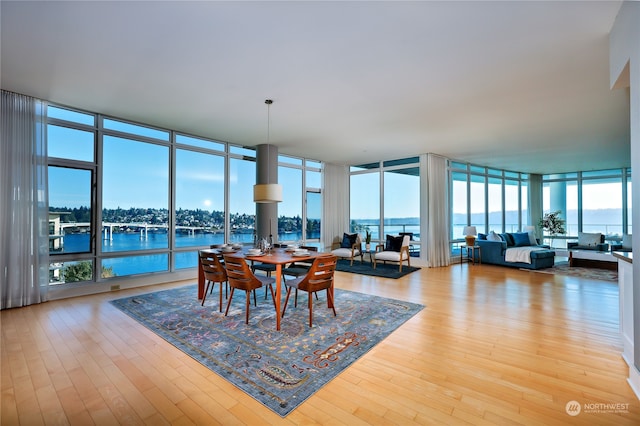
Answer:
568, 249, 617, 270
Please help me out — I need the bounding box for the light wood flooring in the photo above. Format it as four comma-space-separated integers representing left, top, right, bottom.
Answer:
2, 262, 639, 425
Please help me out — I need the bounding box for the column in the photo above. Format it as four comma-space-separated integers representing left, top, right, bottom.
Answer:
255, 144, 279, 242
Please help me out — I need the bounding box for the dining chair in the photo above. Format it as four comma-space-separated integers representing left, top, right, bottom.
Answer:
199, 251, 228, 311
282, 254, 337, 327
223, 254, 276, 324
283, 245, 318, 279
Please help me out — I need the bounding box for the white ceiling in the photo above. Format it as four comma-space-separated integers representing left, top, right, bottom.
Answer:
1, 1, 630, 174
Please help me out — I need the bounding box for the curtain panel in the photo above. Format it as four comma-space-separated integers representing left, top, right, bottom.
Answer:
321, 163, 349, 250
1, 90, 49, 309
426, 154, 450, 267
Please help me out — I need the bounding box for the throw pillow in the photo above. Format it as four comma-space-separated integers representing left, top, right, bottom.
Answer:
477, 233, 487, 240
487, 231, 502, 242
578, 232, 602, 247
527, 231, 538, 246
385, 235, 403, 252
340, 233, 357, 248
501, 233, 515, 247
512, 232, 531, 247
622, 234, 632, 249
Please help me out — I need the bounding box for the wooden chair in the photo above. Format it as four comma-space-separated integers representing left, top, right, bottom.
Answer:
250, 262, 277, 299
199, 251, 227, 311
223, 255, 276, 324
283, 245, 318, 279
374, 234, 411, 271
282, 255, 337, 327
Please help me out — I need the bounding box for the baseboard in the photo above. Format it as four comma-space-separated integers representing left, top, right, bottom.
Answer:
627, 363, 640, 401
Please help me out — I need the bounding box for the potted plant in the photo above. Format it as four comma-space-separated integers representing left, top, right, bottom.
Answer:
365, 230, 372, 251
538, 210, 566, 247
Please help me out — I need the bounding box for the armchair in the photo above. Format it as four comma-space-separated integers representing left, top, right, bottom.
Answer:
374, 234, 411, 272
331, 233, 363, 265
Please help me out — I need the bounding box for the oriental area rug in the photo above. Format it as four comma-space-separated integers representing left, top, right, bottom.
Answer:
110, 284, 424, 417
523, 262, 618, 283
335, 259, 420, 279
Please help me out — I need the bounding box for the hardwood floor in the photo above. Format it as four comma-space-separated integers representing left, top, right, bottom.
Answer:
2, 262, 639, 425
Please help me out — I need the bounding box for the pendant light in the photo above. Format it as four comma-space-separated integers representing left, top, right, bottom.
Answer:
253, 99, 283, 203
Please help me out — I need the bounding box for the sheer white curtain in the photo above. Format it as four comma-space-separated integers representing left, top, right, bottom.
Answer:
1, 90, 49, 309
528, 173, 543, 234
426, 154, 450, 267
321, 162, 349, 250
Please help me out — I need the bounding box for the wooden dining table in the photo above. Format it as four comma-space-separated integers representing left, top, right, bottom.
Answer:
197, 247, 324, 331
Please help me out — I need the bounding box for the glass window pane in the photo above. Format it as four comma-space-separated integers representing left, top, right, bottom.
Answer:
48, 166, 92, 254
450, 161, 467, 170
102, 136, 169, 252
583, 169, 621, 178
176, 134, 225, 152
470, 174, 485, 233
47, 124, 94, 162
488, 177, 503, 233
306, 160, 321, 169
451, 171, 468, 240
583, 178, 622, 236
229, 145, 256, 157
521, 180, 529, 228
175, 149, 225, 248
49, 260, 94, 284
505, 179, 519, 232
384, 168, 420, 242
229, 157, 256, 243
306, 170, 321, 188
101, 254, 168, 277
351, 162, 379, 172
279, 166, 302, 242
175, 250, 199, 270
306, 191, 321, 240
279, 155, 303, 166
103, 118, 169, 141
383, 157, 419, 167
350, 172, 380, 240
48, 105, 95, 126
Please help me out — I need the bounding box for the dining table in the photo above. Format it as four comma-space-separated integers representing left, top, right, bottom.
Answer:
197, 247, 325, 331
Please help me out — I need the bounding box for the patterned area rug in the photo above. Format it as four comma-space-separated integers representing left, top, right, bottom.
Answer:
110, 284, 424, 417
524, 262, 618, 282
335, 259, 420, 279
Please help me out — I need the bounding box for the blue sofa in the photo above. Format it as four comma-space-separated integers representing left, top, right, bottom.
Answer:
475, 232, 555, 270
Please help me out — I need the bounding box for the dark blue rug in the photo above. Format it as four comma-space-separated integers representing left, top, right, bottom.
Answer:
110, 284, 424, 417
335, 258, 420, 279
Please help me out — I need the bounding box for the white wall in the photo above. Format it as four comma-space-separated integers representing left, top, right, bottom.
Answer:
609, 0, 640, 394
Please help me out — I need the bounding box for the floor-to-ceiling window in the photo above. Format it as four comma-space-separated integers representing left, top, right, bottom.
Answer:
350, 163, 381, 241
350, 157, 420, 251
305, 160, 322, 244
46, 103, 322, 287
542, 168, 631, 247
47, 106, 97, 283
174, 135, 226, 270
449, 161, 529, 250
278, 155, 303, 242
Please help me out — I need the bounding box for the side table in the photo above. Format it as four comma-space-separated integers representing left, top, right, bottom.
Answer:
460, 245, 481, 265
